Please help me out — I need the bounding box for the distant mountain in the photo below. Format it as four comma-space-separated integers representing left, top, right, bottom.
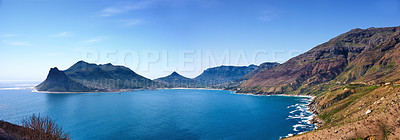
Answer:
222, 62, 280, 88
36, 61, 155, 92
194, 64, 258, 87
154, 71, 195, 88
36, 67, 92, 92
36, 61, 264, 92
237, 62, 280, 81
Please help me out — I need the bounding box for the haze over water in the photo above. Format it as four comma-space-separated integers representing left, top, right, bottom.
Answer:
0, 81, 314, 139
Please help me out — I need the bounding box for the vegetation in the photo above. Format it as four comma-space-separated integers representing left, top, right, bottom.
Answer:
0, 114, 70, 140
22, 114, 71, 140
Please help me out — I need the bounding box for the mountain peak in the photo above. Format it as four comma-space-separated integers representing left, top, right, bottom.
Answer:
50, 67, 60, 72
36, 67, 92, 92
170, 71, 180, 76
47, 67, 64, 79
76, 60, 89, 64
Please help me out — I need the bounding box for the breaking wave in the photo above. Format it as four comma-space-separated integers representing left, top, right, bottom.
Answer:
280, 97, 315, 139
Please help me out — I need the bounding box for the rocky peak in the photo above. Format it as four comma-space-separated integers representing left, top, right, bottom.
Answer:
46, 67, 67, 80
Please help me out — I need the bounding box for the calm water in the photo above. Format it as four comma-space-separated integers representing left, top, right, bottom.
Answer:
0, 81, 314, 140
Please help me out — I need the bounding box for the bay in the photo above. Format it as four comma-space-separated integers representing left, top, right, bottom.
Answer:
0, 82, 314, 139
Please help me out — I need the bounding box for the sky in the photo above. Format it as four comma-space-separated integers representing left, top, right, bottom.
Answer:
0, 0, 400, 81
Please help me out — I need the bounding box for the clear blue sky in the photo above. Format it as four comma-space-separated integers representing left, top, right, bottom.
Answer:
1, 0, 400, 80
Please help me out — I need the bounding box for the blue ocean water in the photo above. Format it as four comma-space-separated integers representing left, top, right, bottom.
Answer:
0, 81, 314, 140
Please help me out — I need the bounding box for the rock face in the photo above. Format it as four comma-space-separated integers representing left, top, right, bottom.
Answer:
194, 65, 258, 87
240, 26, 400, 94
36, 67, 91, 92
154, 71, 195, 88
0, 120, 30, 140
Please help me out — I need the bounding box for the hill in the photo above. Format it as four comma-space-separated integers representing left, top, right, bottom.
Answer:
194, 64, 258, 87
154, 71, 196, 88
36, 61, 155, 92
239, 26, 400, 95
232, 26, 400, 139
36, 67, 92, 92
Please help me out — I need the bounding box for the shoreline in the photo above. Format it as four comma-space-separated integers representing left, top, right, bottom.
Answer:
157, 87, 223, 90
33, 87, 318, 138
233, 92, 316, 98
233, 92, 318, 138
32, 87, 224, 94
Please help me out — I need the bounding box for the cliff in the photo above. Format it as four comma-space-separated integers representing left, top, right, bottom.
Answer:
35, 67, 92, 92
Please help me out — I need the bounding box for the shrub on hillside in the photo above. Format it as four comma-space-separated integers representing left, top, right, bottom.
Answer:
21, 114, 71, 140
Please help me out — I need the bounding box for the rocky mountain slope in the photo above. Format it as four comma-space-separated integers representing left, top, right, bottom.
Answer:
286, 85, 400, 140
239, 26, 400, 95
233, 26, 400, 139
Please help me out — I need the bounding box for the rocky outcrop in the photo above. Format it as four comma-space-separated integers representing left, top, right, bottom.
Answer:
36, 67, 92, 92
0, 120, 30, 140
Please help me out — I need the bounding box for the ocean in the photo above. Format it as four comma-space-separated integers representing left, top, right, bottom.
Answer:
0, 81, 314, 139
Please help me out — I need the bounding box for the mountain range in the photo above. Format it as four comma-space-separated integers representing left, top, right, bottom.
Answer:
36, 61, 263, 92
35, 26, 400, 139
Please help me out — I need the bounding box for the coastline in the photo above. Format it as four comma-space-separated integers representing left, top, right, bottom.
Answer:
157, 87, 223, 90
32, 86, 318, 138
233, 92, 318, 138
32, 87, 224, 94
234, 92, 315, 98
32, 88, 134, 94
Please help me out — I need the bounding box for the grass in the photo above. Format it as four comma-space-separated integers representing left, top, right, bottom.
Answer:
319, 84, 382, 125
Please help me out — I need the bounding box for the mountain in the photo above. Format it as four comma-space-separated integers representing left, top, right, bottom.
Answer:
194, 64, 258, 87
237, 62, 280, 81
240, 26, 400, 95
154, 71, 195, 88
36, 61, 155, 92
36, 67, 92, 92
234, 26, 400, 139
63, 61, 154, 91
222, 62, 280, 88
